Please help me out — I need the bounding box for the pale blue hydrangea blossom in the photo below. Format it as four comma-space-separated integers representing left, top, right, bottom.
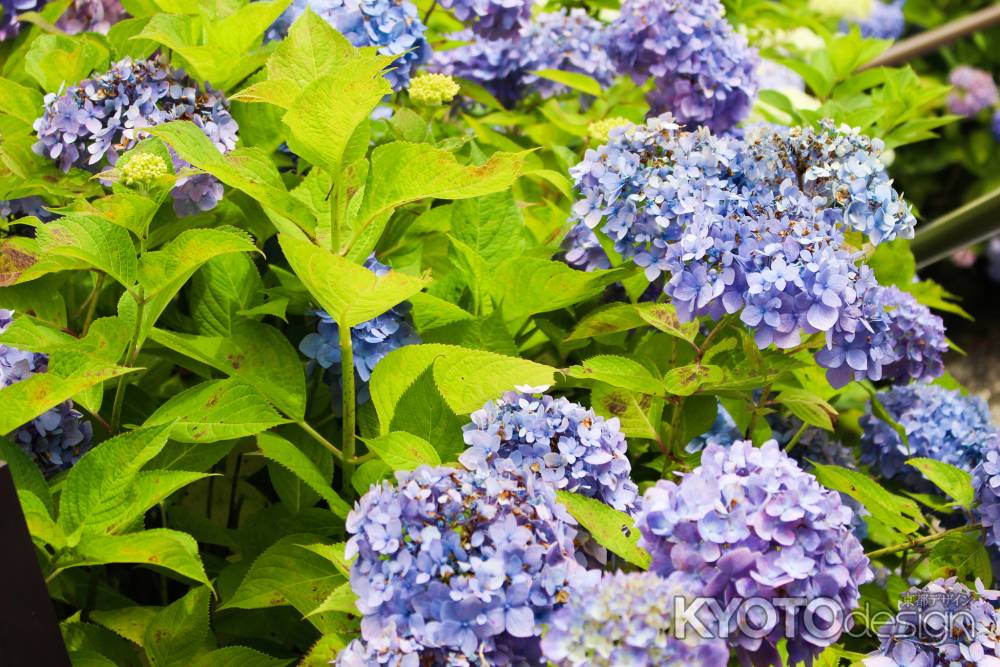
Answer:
843, 0, 905, 40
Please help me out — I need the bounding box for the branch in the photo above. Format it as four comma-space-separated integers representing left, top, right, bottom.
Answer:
911, 185, 1000, 268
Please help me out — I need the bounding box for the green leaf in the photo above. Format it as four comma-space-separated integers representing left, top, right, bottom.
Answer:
591, 385, 664, 441
390, 369, 466, 459
363, 432, 441, 470
306, 582, 358, 617
144, 586, 212, 667
24, 34, 108, 92
868, 238, 916, 286
491, 258, 628, 322
67, 529, 211, 586
568, 355, 663, 395
58, 423, 174, 541
775, 389, 836, 431
190, 254, 263, 335
928, 532, 992, 584
265, 9, 355, 88
352, 459, 391, 495
145, 379, 290, 442
555, 491, 650, 569
0, 78, 43, 125
256, 432, 350, 517
191, 647, 289, 667
19, 490, 64, 548
906, 458, 974, 508
150, 321, 307, 419
565, 304, 647, 341
35, 214, 138, 287
301, 634, 348, 667
811, 463, 922, 534
431, 347, 556, 414
449, 191, 524, 265
278, 234, 429, 328
0, 435, 52, 512
220, 534, 344, 614
269, 433, 332, 512
636, 303, 699, 343
662, 364, 723, 396
90, 606, 159, 646
531, 69, 602, 96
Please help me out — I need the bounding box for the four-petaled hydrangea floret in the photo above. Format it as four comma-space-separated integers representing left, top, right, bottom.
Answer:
438, 0, 530, 39
947, 66, 999, 118
32, 57, 238, 217
0, 309, 93, 476
267, 0, 429, 90
57, 0, 127, 35
299, 256, 420, 408
875, 285, 948, 384
541, 570, 730, 666
340, 465, 586, 665
863, 578, 1000, 667
860, 384, 1000, 493
409, 73, 461, 106
587, 116, 631, 144
121, 152, 169, 187
635, 440, 873, 666
570, 116, 919, 388
460, 390, 639, 513
605, 0, 758, 133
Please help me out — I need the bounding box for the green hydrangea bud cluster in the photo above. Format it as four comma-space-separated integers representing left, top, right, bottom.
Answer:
587, 116, 632, 143
121, 152, 168, 187
408, 73, 460, 106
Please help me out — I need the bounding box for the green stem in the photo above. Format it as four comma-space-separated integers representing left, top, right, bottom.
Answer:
298, 420, 344, 460
695, 319, 727, 361
339, 323, 357, 496
865, 524, 980, 559
783, 421, 809, 453
110, 290, 145, 433
746, 386, 770, 440
78, 272, 105, 335
911, 185, 1000, 268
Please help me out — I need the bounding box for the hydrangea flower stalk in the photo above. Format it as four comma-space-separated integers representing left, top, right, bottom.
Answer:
636, 439, 872, 665
33, 57, 238, 217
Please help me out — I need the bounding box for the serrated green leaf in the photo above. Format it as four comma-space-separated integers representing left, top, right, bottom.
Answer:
0, 435, 52, 512
566, 303, 647, 341
929, 532, 992, 583
636, 303, 700, 343
301, 634, 348, 667
906, 458, 974, 508
191, 647, 289, 667
256, 432, 350, 517
531, 69, 602, 96
90, 606, 159, 647
190, 253, 263, 336
363, 432, 441, 471
431, 348, 556, 414
811, 463, 922, 534
0, 77, 43, 125
491, 258, 628, 322
776, 389, 836, 431
305, 582, 357, 618
268, 433, 333, 513
662, 364, 723, 396
35, 214, 138, 287
555, 491, 650, 568
352, 458, 392, 495
24, 34, 108, 92
145, 379, 290, 442
591, 385, 664, 441
266, 9, 355, 87
568, 355, 663, 394
67, 529, 211, 587
144, 586, 211, 667
19, 490, 64, 548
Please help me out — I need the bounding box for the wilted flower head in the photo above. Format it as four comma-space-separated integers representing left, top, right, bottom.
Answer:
570, 116, 918, 387
863, 578, 1000, 667
460, 390, 639, 513
438, 0, 529, 39
120, 151, 169, 187
0, 310, 93, 475
860, 384, 1000, 493
268, 0, 429, 89
636, 440, 872, 665
299, 256, 420, 407
947, 66, 999, 117
409, 73, 460, 106
541, 570, 730, 666
32, 56, 238, 217
606, 0, 758, 132
341, 464, 587, 665
56, 0, 127, 34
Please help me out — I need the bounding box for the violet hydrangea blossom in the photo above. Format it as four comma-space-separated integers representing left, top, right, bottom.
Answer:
540, 570, 730, 666
267, 0, 429, 90
32, 56, 238, 217
0, 0, 43, 40
437, 0, 529, 39
843, 0, 905, 40
635, 439, 873, 666
974, 441, 1000, 551
0, 310, 93, 475
605, 0, 758, 132
877, 285, 948, 383
947, 66, 999, 118
459, 389, 639, 513
340, 464, 589, 665
299, 256, 420, 407
56, 0, 127, 34
860, 384, 1000, 493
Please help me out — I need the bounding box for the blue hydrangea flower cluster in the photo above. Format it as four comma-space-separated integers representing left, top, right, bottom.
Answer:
340, 464, 586, 665
994, 109, 1000, 142
0, 309, 93, 476
32, 57, 238, 217
1, 197, 53, 227
540, 570, 730, 666
605, 0, 758, 132
636, 439, 872, 666
876, 285, 948, 383
843, 0, 905, 40
562, 222, 611, 272
459, 390, 639, 513
974, 441, 1000, 551
863, 578, 1000, 667
431, 9, 614, 107
947, 66, 999, 118
57, 0, 127, 34
0, 0, 43, 40
267, 0, 428, 90
299, 256, 420, 407
438, 0, 529, 39
860, 384, 1000, 493
571, 116, 919, 387
685, 401, 740, 453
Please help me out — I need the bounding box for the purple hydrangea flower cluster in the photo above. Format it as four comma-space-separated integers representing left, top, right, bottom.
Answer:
438, 0, 529, 39
605, 0, 758, 132
431, 9, 614, 107
685, 401, 740, 453
863, 578, 1000, 667
571, 116, 919, 387
1, 197, 53, 226
860, 384, 1000, 493
540, 570, 730, 666
267, 0, 428, 90
947, 66, 999, 118
56, 0, 127, 34
636, 439, 873, 665
340, 465, 586, 665
876, 285, 948, 383
299, 256, 420, 406
0, 0, 43, 40
562, 222, 611, 272
32, 57, 238, 217
844, 0, 905, 40
459, 390, 639, 513
1, 310, 93, 476
993, 109, 1000, 142
974, 441, 1000, 550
